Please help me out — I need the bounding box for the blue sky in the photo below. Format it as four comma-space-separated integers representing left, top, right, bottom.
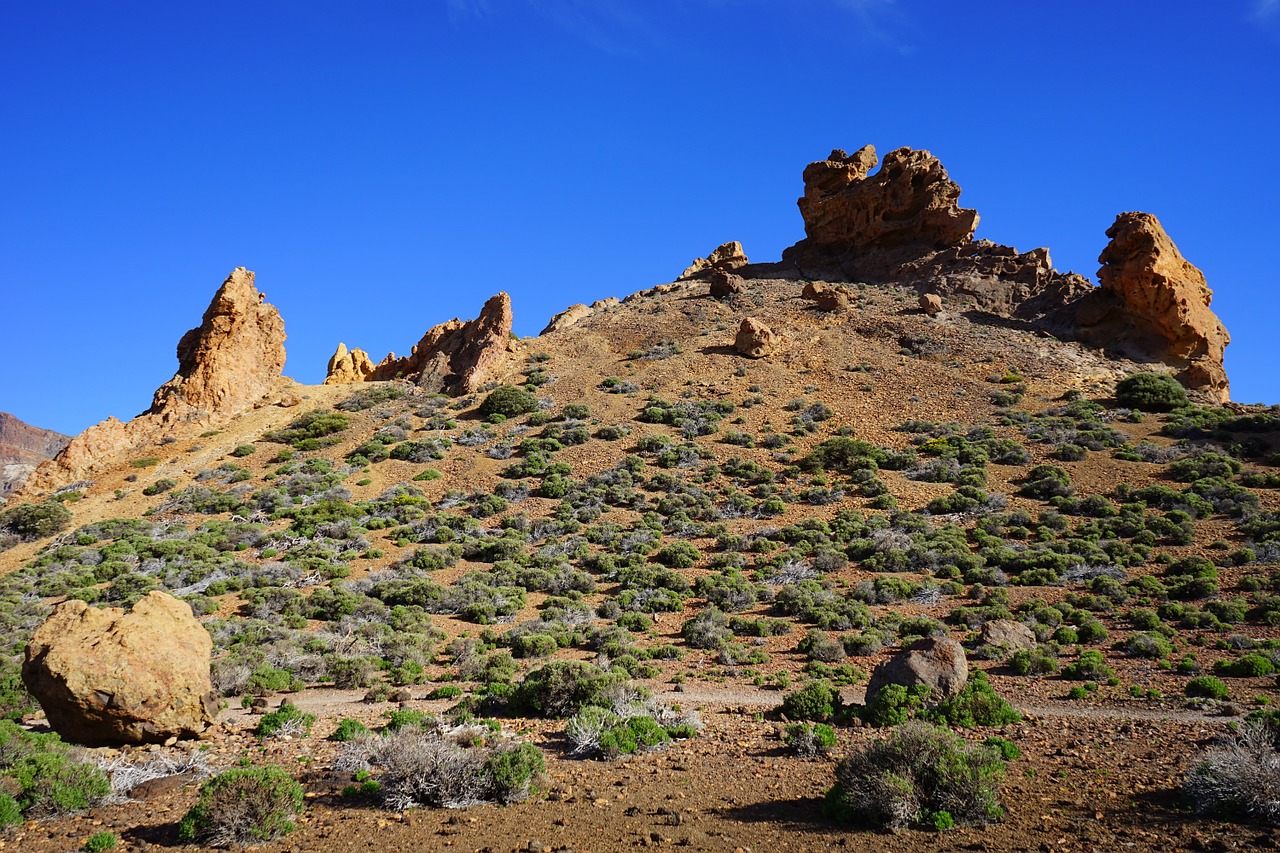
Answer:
3, 1, 1278, 436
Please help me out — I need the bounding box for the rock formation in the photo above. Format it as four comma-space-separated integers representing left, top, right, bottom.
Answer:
707, 269, 745, 299
148, 267, 287, 419
919, 292, 943, 316
324, 343, 376, 384
0, 413, 68, 501
540, 298, 621, 335
678, 241, 748, 280
978, 619, 1037, 651
326, 293, 514, 395
22, 591, 219, 745
18, 268, 292, 498
800, 282, 852, 312
1076, 213, 1230, 401
777, 145, 1231, 398
734, 318, 781, 358
865, 636, 969, 700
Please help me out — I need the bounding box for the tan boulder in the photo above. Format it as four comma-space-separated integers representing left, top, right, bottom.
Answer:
324, 342, 376, 384
919, 292, 943, 316
149, 267, 287, 418
801, 282, 852, 312
708, 269, 745, 299
734, 318, 781, 358
678, 241, 749, 280
978, 619, 1036, 651
22, 591, 218, 746
1090, 212, 1230, 401
866, 637, 969, 700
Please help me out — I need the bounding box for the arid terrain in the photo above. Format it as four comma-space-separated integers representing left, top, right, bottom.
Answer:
2, 146, 1278, 852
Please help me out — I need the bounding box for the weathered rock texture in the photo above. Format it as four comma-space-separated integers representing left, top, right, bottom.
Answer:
866, 636, 969, 700
148, 268, 287, 419
324, 343, 376, 384
979, 619, 1037, 651
707, 270, 745, 299
19, 269, 292, 498
778, 145, 1230, 398
800, 282, 852, 312
919, 292, 943, 316
0, 413, 68, 501
326, 293, 514, 395
678, 241, 748, 280
734, 318, 781, 358
23, 591, 218, 745
1076, 213, 1230, 401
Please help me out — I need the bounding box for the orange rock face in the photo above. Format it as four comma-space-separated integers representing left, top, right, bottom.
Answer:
324, 342, 376, 384
328, 293, 514, 395
792, 145, 979, 255
734, 317, 781, 358
148, 267, 287, 418
1089, 212, 1230, 402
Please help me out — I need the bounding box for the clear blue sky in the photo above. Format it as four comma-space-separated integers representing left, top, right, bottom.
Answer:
3, 1, 1278, 436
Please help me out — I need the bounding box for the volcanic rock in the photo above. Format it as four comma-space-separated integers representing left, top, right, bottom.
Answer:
708, 269, 745, 299
0, 413, 68, 501
919, 292, 943, 316
148, 267, 287, 419
324, 343, 376, 384
866, 636, 969, 700
330, 293, 513, 395
678, 241, 748, 280
800, 282, 852, 312
734, 318, 781, 358
1080, 212, 1230, 401
542, 304, 594, 335
22, 591, 218, 745
978, 619, 1037, 651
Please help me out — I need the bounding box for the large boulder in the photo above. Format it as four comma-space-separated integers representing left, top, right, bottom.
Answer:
978, 619, 1036, 651
1080, 212, 1230, 402
801, 281, 852, 312
22, 591, 218, 746
733, 318, 781, 358
707, 269, 746, 299
866, 637, 969, 700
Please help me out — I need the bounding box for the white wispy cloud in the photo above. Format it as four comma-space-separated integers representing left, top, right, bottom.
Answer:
1252, 0, 1279, 20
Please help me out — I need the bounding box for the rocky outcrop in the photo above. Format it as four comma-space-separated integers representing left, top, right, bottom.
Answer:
800, 282, 852, 312
678, 241, 748, 280
540, 298, 620, 336
1076, 213, 1230, 401
324, 343, 376, 385
785, 146, 978, 269
777, 145, 1230, 396
866, 637, 969, 700
328, 293, 514, 395
734, 318, 781, 358
148, 268, 287, 420
18, 269, 293, 498
0, 413, 68, 501
23, 592, 218, 746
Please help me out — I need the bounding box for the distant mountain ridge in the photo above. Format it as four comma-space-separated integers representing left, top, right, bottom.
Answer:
0, 412, 68, 502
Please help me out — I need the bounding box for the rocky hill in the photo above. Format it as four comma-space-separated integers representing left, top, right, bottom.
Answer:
0, 147, 1276, 852
0, 413, 67, 502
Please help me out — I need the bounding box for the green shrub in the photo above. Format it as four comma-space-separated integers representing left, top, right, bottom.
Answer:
1115, 372, 1188, 412
262, 410, 351, 450
244, 666, 304, 696
1007, 647, 1058, 676
824, 722, 1006, 829
509, 661, 627, 718
141, 478, 177, 496
384, 709, 435, 732
984, 737, 1021, 761
1062, 650, 1113, 681
331, 719, 371, 742
1215, 654, 1276, 678
927, 672, 1021, 728
177, 765, 304, 846
1186, 676, 1230, 700
0, 500, 72, 544
255, 702, 316, 738
784, 722, 837, 757
863, 683, 930, 727
780, 680, 842, 722
83, 831, 118, 851
230, 444, 257, 457
0, 793, 18, 828
478, 385, 538, 419
485, 742, 547, 803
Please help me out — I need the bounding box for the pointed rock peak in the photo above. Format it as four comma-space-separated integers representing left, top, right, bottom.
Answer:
324, 342, 375, 385
148, 267, 287, 418
1092, 212, 1230, 401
